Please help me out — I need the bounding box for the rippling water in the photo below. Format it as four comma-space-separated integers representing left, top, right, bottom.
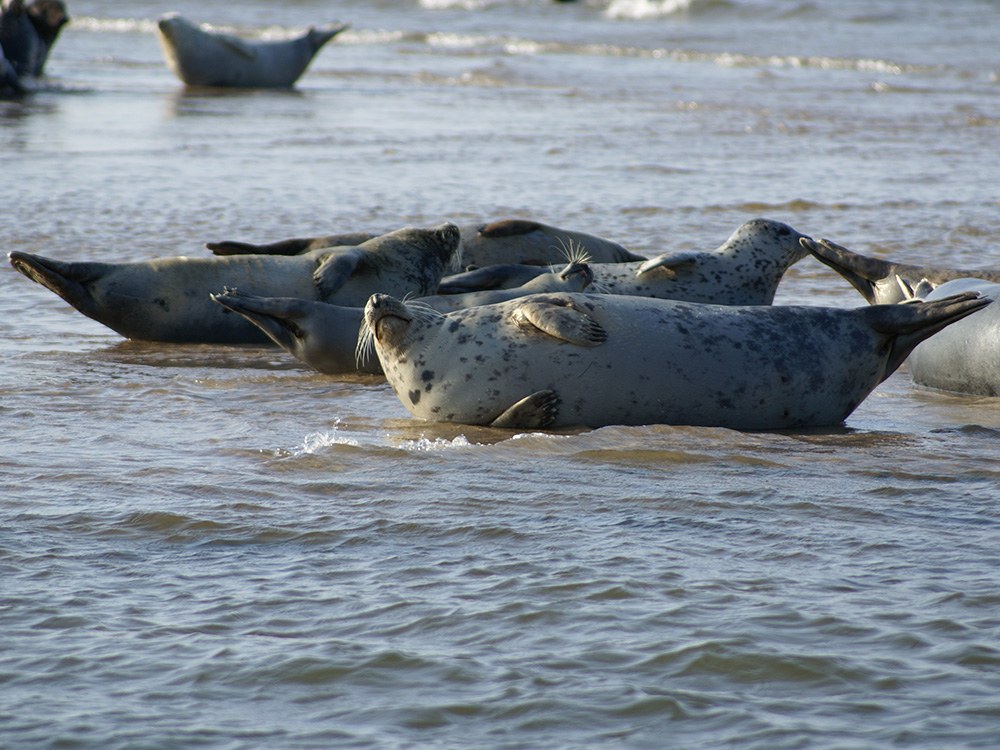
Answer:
4, 0, 1000, 747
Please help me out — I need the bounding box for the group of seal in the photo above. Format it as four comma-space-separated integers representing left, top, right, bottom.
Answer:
0, 0, 68, 95
10, 216, 996, 431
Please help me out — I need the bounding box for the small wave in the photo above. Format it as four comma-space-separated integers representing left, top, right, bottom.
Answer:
399, 435, 475, 451
605, 0, 730, 20
69, 16, 158, 34
291, 421, 360, 456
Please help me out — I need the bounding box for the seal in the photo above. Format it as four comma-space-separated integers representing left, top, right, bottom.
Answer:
210, 262, 595, 374
156, 13, 348, 88
897, 277, 1000, 396
206, 231, 377, 257
0, 0, 68, 83
8, 223, 460, 344
362, 290, 989, 430
439, 218, 811, 305
803, 237, 1000, 305
205, 218, 644, 268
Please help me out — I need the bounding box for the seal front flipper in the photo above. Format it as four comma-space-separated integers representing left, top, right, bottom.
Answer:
511, 297, 607, 346
635, 252, 700, 277
313, 248, 365, 298
219, 35, 257, 62
490, 390, 560, 429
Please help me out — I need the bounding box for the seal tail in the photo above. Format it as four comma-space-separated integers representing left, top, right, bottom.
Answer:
8, 251, 106, 316
802, 237, 904, 304
864, 292, 992, 379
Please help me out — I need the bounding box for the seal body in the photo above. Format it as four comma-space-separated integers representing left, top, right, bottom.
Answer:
9, 223, 460, 344
211, 262, 594, 374
0, 0, 68, 87
364, 291, 989, 430
205, 219, 643, 268
804, 237, 1000, 305
439, 219, 811, 305
904, 278, 1000, 396
156, 13, 347, 88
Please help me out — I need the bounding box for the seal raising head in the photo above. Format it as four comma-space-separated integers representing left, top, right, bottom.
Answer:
364, 290, 990, 431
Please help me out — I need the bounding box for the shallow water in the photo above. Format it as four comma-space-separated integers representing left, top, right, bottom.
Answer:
4, 1, 1000, 747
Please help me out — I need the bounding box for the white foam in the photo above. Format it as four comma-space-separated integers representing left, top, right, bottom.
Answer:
399, 435, 474, 452
293, 421, 360, 456
605, 0, 695, 20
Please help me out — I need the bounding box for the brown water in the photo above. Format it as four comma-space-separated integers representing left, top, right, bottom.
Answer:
4, 1, 1000, 747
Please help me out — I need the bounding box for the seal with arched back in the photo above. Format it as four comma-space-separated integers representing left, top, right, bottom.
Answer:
9, 223, 460, 344
363, 290, 989, 430
803, 237, 1000, 305
440, 219, 811, 306
156, 13, 347, 88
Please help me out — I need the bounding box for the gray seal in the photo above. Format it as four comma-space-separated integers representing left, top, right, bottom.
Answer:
8, 223, 460, 344
0, 0, 68, 88
898, 277, 1000, 396
439, 218, 810, 305
156, 13, 347, 88
362, 290, 989, 430
204, 219, 645, 267
803, 237, 1000, 305
211, 262, 595, 374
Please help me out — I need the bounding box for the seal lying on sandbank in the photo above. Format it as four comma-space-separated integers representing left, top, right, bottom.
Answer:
897, 277, 1000, 397
362, 290, 989, 430
206, 219, 645, 268
156, 13, 347, 88
803, 237, 1000, 305
211, 262, 595, 374
8, 223, 460, 344
439, 219, 811, 306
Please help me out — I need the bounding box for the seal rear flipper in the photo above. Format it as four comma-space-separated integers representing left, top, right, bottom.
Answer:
801, 238, 899, 304
438, 264, 545, 294
313, 248, 364, 299
864, 292, 993, 378
307, 23, 349, 51
511, 298, 607, 346
8, 251, 106, 313
207, 238, 316, 256
207, 231, 377, 256
490, 390, 559, 429
635, 252, 700, 277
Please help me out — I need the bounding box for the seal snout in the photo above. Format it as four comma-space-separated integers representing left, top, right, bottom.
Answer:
364, 293, 412, 344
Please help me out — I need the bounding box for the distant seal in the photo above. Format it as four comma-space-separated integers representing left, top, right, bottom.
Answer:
156, 13, 348, 88
9, 223, 460, 344
896, 277, 1000, 396
803, 237, 1000, 305
439, 218, 811, 305
205, 219, 645, 267
362, 290, 989, 430
211, 262, 595, 374
0, 0, 68, 83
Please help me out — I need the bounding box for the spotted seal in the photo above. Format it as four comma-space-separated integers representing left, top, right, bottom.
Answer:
362, 290, 989, 430
895, 277, 1000, 396
205, 219, 645, 268
156, 13, 347, 88
438, 219, 811, 305
8, 223, 460, 344
211, 262, 594, 374
803, 237, 1000, 305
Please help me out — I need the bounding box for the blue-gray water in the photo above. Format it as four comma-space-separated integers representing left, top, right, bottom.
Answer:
3, 1, 1000, 747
